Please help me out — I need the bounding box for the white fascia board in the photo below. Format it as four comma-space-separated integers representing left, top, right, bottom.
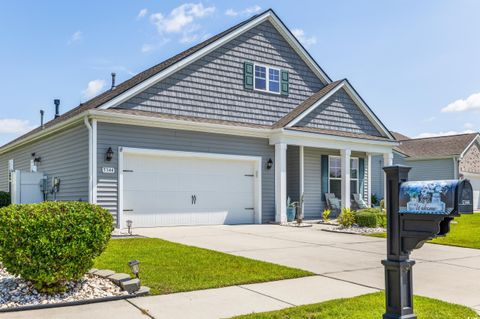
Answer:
460, 134, 480, 159
270, 129, 397, 154
342, 81, 394, 140
97, 11, 331, 111
286, 81, 344, 128
90, 110, 272, 139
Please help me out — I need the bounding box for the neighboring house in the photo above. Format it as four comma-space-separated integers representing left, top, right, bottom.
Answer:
0, 10, 397, 228
372, 132, 480, 210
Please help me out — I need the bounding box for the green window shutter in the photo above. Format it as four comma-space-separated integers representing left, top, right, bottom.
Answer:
359, 158, 365, 199
321, 155, 329, 201
244, 61, 254, 90
281, 70, 289, 95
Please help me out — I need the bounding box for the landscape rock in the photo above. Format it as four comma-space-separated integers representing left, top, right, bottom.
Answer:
120, 278, 140, 294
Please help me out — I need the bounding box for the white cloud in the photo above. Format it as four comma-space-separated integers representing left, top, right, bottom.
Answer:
225, 5, 261, 17
67, 31, 83, 45
137, 8, 148, 19
423, 116, 436, 123
464, 122, 475, 129
415, 130, 476, 138
141, 43, 154, 53
441, 92, 480, 112
82, 79, 106, 99
291, 28, 317, 47
150, 3, 215, 35
0, 119, 35, 134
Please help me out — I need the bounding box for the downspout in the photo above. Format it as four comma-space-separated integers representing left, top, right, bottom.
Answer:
84, 116, 93, 203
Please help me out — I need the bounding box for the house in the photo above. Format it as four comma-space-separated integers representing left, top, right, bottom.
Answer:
372, 132, 480, 210
0, 10, 397, 228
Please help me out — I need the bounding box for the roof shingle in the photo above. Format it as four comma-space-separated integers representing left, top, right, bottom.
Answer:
395, 133, 478, 158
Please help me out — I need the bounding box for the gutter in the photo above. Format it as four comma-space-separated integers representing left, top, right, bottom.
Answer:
0, 111, 89, 155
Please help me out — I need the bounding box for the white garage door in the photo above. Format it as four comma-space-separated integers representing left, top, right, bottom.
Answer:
465, 175, 480, 211
121, 150, 259, 227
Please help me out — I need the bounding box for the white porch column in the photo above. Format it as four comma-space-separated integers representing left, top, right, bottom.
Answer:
383, 152, 394, 207
340, 149, 351, 209
275, 143, 287, 223
367, 153, 372, 207
299, 146, 305, 215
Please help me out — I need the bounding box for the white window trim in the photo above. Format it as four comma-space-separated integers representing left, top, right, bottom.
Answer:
328, 155, 359, 195
253, 63, 281, 94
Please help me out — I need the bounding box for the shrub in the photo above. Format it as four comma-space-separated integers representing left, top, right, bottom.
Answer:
380, 199, 385, 210
355, 212, 378, 228
356, 208, 387, 228
371, 193, 379, 206
338, 208, 355, 228
0, 191, 10, 208
0, 201, 113, 292
322, 209, 331, 222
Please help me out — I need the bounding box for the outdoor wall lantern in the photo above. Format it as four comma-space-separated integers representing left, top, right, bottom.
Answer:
266, 158, 273, 170
105, 147, 114, 162
128, 260, 140, 278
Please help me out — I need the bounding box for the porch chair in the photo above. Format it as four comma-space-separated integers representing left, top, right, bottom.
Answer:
351, 193, 369, 211
324, 193, 341, 217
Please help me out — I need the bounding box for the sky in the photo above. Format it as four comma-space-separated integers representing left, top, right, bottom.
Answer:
1, 1, 480, 146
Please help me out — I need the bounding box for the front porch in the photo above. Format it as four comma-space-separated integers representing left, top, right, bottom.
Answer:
273, 136, 394, 223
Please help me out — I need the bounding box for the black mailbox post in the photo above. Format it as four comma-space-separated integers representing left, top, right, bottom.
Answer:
382, 165, 473, 319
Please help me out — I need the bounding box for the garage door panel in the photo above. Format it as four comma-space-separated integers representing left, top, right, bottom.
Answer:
122, 152, 258, 227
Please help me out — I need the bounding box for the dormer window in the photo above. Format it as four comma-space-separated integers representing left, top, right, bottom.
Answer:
254, 64, 280, 94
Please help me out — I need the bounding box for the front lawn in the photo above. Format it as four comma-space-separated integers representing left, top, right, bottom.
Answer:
369, 213, 480, 249
232, 292, 477, 319
94, 238, 312, 295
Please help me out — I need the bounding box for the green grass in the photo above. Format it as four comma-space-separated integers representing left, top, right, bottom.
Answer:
232, 292, 477, 319
94, 238, 312, 295
369, 213, 480, 249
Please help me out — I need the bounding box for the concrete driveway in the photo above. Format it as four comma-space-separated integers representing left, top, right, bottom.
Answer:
136, 224, 480, 313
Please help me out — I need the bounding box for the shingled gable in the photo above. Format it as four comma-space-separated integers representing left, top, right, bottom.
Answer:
273, 79, 394, 139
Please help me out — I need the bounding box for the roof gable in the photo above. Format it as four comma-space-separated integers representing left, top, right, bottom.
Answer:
274, 80, 393, 139
115, 20, 325, 126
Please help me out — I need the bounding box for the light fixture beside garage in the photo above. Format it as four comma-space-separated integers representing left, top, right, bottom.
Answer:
266, 158, 273, 170
105, 147, 114, 162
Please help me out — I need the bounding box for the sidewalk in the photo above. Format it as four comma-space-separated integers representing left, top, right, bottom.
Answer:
0, 275, 376, 319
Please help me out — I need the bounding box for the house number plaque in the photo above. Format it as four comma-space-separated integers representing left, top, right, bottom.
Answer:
102, 167, 115, 174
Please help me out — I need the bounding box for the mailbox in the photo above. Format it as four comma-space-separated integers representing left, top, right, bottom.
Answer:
398, 179, 473, 254
382, 166, 473, 319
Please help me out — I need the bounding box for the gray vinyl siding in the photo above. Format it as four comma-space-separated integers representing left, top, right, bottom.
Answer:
96, 122, 275, 224
408, 158, 455, 181
303, 147, 323, 219
287, 146, 300, 202
296, 88, 382, 137
371, 155, 386, 200
0, 124, 89, 201
117, 21, 325, 126
372, 153, 453, 199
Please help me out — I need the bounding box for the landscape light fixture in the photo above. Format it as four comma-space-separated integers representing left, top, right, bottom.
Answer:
105, 147, 114, 162
128, 260, 140, 278
266, 158, 273, 170
126, 219, 133, 235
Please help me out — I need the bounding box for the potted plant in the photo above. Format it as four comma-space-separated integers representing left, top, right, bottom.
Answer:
286, 197, 298, 222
